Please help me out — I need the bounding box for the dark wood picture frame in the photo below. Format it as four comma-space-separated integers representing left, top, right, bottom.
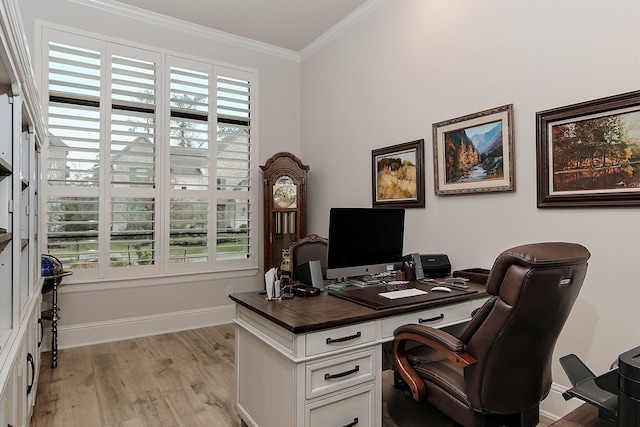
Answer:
432, 104, 514, 195
536, 90, 640, 207
372, 139, 425, 208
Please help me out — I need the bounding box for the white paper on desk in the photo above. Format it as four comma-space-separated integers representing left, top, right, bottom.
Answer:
265, 267, 277, 300
379, 288, 428, 299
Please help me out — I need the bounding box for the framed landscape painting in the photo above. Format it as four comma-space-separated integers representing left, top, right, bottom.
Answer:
432, 104, 514, 195
372, 139, 425, 208
537, 90, 640, 207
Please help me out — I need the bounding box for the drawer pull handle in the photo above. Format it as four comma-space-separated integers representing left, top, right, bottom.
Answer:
38, 318, 44, 347
419, 314, 444, 323
326, 331, 361, 344
325, 365, 360, 380
26, 353, 35, 395
341, 417, 359, 427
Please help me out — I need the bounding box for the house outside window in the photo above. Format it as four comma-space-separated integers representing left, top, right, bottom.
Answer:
42, 27, 256, 281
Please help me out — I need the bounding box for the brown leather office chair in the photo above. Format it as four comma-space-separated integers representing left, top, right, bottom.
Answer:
392, 242, 590, 427
289, 234, 328, 281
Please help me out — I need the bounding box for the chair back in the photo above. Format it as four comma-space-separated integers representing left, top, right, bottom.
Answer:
462, 242, 590, 414
289, 234, 328, 281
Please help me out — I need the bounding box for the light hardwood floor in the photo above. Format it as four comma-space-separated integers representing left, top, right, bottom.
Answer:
32, 325, 239, 427
31, 324, 553, 427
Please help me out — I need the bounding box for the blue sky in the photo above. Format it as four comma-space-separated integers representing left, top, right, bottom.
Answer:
464, 121, 500, 139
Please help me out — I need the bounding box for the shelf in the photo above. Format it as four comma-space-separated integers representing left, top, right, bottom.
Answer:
21, 238, 28, 250
0, 232, 11, 249
21, 176, 28, 190
0, 156, 10, 176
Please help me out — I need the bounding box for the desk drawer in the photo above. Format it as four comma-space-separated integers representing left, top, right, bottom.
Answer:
381, 301, 472, 340
306, 384, 374, 427
306, 321, 376, 357
306, 348, 376, 399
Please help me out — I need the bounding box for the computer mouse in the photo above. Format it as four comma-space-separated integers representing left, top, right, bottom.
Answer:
431, 286, 452, 293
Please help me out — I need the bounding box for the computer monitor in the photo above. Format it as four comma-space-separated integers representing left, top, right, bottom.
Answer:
326, 207, 405, 280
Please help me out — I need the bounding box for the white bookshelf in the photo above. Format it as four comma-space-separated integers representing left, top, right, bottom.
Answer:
0, 0, 45, 425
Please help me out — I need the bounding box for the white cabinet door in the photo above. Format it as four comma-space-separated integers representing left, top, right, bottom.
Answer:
26, 303, 41, 416
16, 343, 27, 427
0, 360, 17, 427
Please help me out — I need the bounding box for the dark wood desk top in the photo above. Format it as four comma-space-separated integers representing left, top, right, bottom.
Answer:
550, 404, 614, 426
229, 281, 488, 334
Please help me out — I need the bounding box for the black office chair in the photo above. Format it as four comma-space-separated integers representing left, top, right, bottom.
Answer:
288, 234, 328, 281
392, 242, 590, 427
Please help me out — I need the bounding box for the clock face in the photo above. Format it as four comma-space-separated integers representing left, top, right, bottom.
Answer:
273, 176, 297, 208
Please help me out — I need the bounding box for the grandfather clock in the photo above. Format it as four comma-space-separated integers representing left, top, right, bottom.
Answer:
260, 152, 309, 272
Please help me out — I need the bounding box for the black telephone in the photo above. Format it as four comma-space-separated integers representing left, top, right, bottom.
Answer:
291, 284, 321, 298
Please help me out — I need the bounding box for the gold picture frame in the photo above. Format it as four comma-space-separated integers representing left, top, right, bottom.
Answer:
432, 104, 514, 195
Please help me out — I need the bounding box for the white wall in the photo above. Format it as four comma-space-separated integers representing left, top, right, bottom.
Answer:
18, 0, 301, 344
17, 0, 640, 418
301, 0, 640, 417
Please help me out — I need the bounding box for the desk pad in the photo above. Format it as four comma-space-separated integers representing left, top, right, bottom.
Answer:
328, 282, 477, 310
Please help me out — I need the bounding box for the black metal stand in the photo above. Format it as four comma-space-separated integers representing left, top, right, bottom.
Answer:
41, 271, 72, 368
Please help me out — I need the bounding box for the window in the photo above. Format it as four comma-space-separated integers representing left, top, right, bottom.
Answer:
43, 28, 256, 281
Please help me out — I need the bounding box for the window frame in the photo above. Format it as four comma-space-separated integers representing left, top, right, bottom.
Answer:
39, 24, 259, 284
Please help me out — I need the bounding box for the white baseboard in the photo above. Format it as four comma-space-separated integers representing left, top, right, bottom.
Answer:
540, 382, 583, 421
41, 304, 235, 350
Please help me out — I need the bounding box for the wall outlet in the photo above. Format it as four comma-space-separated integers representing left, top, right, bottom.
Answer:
226, 285, 234, 296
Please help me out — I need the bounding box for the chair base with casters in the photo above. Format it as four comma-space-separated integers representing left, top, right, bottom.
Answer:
392, 242, 591, 427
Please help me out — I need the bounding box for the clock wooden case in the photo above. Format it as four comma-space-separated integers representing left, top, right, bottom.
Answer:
260, 152, 309, 272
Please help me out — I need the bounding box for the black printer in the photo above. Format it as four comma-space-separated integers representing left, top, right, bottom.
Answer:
402, 253, 451, 278
560, 345, 640, 426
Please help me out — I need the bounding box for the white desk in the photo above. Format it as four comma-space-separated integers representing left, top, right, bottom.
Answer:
230, 283, 488, 427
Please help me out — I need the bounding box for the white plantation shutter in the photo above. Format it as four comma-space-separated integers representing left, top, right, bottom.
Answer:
216, 75, 252, 260
169, 66, 209, 191
46, 37, 102, 272
110, 54, 156, 188
167, 62, 211, 269
43, 28, 256, 281
109, 51, 158, 271
46, 196, 99, 270
110, 197, 155, 267
47, 42, 101, 187
169, 197, 209, 263
217, 76, 251, 191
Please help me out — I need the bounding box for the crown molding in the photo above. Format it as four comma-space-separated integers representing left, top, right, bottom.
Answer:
300, 0, 388, 61
70, 0, 301, 61
69, 0, 388, 63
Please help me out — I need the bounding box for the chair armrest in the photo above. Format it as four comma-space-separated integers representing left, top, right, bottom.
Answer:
392, 324, 477, 402
395, 324, 464, 351
394, 324, 477, 366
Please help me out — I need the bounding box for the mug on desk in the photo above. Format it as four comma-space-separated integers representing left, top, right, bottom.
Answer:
404, 266, 416, 281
